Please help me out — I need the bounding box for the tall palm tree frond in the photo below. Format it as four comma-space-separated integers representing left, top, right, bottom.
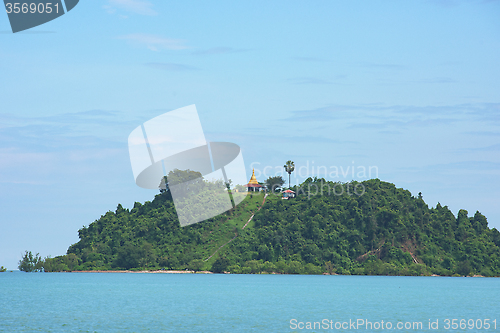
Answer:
284, 160, 295, 188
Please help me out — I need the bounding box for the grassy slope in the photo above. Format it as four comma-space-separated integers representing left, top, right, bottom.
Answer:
200, 192, 265, 267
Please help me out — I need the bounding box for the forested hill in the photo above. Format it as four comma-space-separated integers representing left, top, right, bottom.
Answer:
45, 178, 500, 276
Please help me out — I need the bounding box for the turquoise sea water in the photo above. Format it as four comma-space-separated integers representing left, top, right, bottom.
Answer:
0, 272, 498, 332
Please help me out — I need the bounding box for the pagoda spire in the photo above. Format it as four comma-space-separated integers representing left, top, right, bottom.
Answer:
248, 168, 259, 185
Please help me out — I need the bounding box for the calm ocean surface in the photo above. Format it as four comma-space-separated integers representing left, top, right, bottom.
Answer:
0, 272, 498, 332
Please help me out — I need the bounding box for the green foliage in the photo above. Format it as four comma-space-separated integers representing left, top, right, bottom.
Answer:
114, 243, 142, 269
167, 169, 203, 185
59, 192, 265, 271
51, 178, 499, 276
325, 261, 334, 275
44, 253, 80, 272
18, 251, 43, 272
112, 242, 157, 269
265, 176, 285, 193
0, 266, 6, 272
212, 257, 231, 273
188, 259, 205, 271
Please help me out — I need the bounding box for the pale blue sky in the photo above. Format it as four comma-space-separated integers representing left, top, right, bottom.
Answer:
1, 0, 499, 269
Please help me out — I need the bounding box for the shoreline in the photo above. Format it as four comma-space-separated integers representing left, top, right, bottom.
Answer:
59, 270, 490, 277
3, 270, 494, 276
67, 270, 213, 274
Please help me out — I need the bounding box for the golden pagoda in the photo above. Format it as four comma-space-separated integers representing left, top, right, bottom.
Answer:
245, 168, 263, 191
248, 169, 259, 185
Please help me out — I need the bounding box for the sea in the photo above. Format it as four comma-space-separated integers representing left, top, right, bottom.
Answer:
0, 272, 498, 332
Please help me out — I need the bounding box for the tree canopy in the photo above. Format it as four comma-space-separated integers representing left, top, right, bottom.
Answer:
18, 251, 43, 272
23, 178, 500, 276
265, 175, 285, 193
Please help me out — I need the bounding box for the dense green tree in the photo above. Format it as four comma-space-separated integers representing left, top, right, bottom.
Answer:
456, 260, 472, 276
188, 259, 205, 271
212, 257, 231, 273
265, 176, 285, 193
325, 261, 334, 275
114, 243, 142, 269
0, 266, 6, 272
18, 251, 43, 272
159, 169, 203, 195
167, 169, 203, 186
43, 254, 80, 272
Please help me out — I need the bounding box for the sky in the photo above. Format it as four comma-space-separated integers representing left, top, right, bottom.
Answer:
1, 0, 499, 269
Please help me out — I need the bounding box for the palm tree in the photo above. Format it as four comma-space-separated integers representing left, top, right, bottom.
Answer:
283, 160, 295, 189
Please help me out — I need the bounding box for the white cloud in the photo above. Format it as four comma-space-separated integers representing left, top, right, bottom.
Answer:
118, 34, 188, 51
106, 0, 157, 16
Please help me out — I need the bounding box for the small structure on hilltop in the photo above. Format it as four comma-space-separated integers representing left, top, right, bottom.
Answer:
282, 189, 295, 200
245, 169, 263, 192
